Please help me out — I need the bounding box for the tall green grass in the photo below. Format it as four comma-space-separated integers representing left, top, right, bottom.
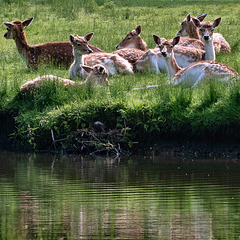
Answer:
1, 0, 240, 150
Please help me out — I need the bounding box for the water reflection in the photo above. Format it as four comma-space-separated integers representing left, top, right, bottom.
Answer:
0, 152, 240, 239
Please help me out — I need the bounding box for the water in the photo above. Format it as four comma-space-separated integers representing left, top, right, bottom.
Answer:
0, 152, 240, 240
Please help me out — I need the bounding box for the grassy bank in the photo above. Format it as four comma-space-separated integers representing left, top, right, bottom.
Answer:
1, 0, 240, 153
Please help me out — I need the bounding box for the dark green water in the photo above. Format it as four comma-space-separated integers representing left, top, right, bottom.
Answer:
0, 152, 240, 240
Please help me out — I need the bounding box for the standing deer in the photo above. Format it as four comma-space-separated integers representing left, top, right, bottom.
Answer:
20, 64, 109, 92
177, 14, 231, 52
3, 17, 104, 69
69, 34, 133, 79
153, 35, 238, 87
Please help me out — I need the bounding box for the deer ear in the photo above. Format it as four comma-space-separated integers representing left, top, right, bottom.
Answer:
3, 22, 13, 28
153, 35, 161, 45
82, 65, 93, 73
213, 17, 221, 28
135, 25, 142, 35
23, 17, 34, 28
84, 32, 94, 42
172, 36, 180, 46
192, 18, 201, 28
69, 34, 75, 43
97, 65, 105, 74
197, 13, 207, 22
186, 14, 191, 22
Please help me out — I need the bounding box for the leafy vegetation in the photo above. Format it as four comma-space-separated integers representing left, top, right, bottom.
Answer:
0, 0, 240, 152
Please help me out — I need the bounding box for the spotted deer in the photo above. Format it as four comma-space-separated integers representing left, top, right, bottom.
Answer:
116, 25, 204, 51
3, 17, 104, 69
69, 34, 133, 79
191, 17, 231, 60
21, 64, 109, 92
115, 25, 205, 73
177, 14, 231, 52
153, 35, 238, 87
177, 13, 208, 39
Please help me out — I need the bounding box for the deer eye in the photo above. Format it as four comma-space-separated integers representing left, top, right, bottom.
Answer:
169, 45, 173, 49
199, 29, 204, 32
77, 43, 81, 46
6, 27, 10, 30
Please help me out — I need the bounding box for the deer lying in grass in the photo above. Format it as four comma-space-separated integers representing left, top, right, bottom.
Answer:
21, 64, 109, 92
191, 17, 230, 60
116, 25, 205, 51
3, 17, 104, 69
115, 25, 205, 73
153, 35, 238, 87
177, 14, 208, 39
177, 14, 231, 52
69, 34, 133, 79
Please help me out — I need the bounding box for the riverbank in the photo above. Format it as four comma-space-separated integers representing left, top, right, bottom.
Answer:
1, 108, 240, 159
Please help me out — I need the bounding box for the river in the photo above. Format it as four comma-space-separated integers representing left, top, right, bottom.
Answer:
0, 152, 239, 239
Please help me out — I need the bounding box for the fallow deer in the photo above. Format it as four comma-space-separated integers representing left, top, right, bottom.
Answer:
153, 35, 238, 87
69, 34, 133, 79
191, 17, 231, 60
3, 17, 104, 69
21, 64, 109, 92
115, 25, 205, 73
177, 13, 208, 39
116, 25, 204, 51
177, 14, 231, 52
116, 25, 148, 51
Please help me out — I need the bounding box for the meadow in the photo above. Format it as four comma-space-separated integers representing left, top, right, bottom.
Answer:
0, 0, 240, 152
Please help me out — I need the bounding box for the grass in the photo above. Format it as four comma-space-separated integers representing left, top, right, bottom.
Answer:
1, 0, 240, 152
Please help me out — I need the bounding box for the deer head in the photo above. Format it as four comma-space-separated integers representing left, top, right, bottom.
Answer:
116, 25, 147, 51
69, 33, 94, 56
192, 17, 222, 43
3, 17, 33, 39
153, 35, 180, 58
177, 14, 207, 37
82, 64, 109, 87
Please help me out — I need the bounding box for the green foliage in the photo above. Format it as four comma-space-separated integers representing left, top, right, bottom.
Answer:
0, 0, 240, 150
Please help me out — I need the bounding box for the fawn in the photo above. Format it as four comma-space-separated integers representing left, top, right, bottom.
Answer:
3, 17, 104, 69
177, 14, 231, 52
153, 35, 238, 87
21, 64, 109, 92
69, 34, 133, 79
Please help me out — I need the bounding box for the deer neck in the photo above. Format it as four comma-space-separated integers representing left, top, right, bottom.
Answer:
14, 30, 30, 63
69, 52, 85, 79
73, 52, 84, 65
164, 52, 182, 80
188, 22, 201, 39
204, 39, 215, 61
138, 37, 147, 51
